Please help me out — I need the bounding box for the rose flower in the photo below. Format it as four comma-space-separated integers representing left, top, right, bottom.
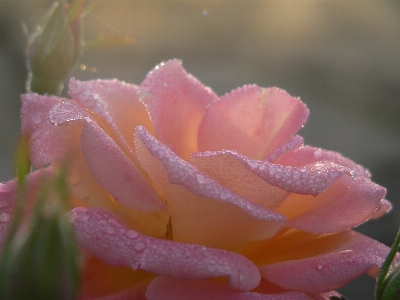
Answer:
0, 60, 392, 299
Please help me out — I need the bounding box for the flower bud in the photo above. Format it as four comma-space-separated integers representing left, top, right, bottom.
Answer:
0, 166, 80, 300
26, 0, 85, 95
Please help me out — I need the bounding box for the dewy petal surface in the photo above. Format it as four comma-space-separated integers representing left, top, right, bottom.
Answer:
21, 93, 80, 167
140, 59, 218, 160
69, 207, 261, 292
195, 149, 385, 234
198, 86, 309, 160
277, 175, 386, 233
134, 126, 286, 249
68, 78, 154, 157
257, 230, 390, 293
189, 151, 290, 210
146, 276, 314, 300
50, 101, 168, 213
274, 146, 370, 179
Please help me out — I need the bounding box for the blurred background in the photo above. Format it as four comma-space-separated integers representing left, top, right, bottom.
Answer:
1, 1, 400, 298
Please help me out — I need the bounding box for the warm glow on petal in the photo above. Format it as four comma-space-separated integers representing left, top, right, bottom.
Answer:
277, 175, 386, 233
70, 207, 261, 292
135, 126, 286, 249
189, 151, 289, 210
198, 86, 309, 160
140, 60, 218, 160
258, 230, 389, 293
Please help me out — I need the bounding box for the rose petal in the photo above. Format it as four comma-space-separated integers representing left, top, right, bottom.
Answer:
146, 276, 314, 300
21, 93, 80, 167
189, 151, 290, 210
232, 152, 350, 197
258, 230, 390, 293
140, 59, 218, 159
80, 121, 167, 212
69, 207, 261, 292
264, 135, 304, 162
275, 146, 370, 179
277, 175, 386, 233
79, 256, 152, 300
369, 199, 392, 220
69, 78, 154, 156
135, 126, 286, 249
198, 86, 309, 160
50, 101, 167, 212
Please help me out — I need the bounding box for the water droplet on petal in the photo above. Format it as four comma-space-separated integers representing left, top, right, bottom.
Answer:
76, 213, 89, 223
125, 230, 138, 239
137, 90, 151, 102
109, 219, 123, 227
75, 207, 88, 213
196, 174, 206, 184
32, 115, 42, 125
134, 241, 146, 251
247, 160, 258, 169
31, 130, 42, 140
219, 190, 227, 200
104, 226, 116, 235
330, 170, 338, 178
317, 264, 323, 270
314, 150, 322, 160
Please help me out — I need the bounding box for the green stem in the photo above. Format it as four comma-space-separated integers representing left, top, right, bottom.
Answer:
27, 73, 64, 96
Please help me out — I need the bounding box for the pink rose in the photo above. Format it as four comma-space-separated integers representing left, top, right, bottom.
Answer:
1, 60, 392, 299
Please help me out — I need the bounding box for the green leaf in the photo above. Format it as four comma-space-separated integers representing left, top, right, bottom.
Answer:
376, 228, 400, 299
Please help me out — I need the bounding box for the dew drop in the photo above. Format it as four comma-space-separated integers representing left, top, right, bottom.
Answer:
32, 115, 42, 125
247, 160, 258, 170
293, 171, 301, 179
134, 241, 146, 251
109, 219, 123, 227
0, 213, 11, 223
314, 150, 322, 160
125, 230, 138, 239
75, 207, 88, 213
317, 264, 323, 270
76, 214, 89, 222
330, 170, 338, 178
137, 90, 151, 101
219, 191, 227, 200
268, 167, 276, 175
31, 130, 42, 140
163, 82, 168, 87
79, 92, 89, 101
104, 226, 116, 235
196, 174, 206, 184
